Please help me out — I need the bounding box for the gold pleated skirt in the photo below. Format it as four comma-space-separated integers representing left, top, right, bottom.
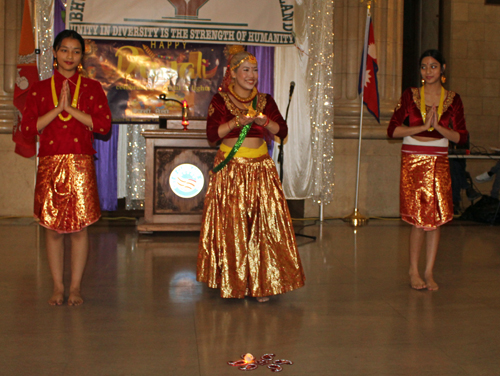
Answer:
34, 154, 101, 234
197, 149, 305, 298
400, 153, 453, 230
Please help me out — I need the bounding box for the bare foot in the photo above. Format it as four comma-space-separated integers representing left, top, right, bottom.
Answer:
409, 273, 426, 290
256, 297, 270, 303
425, 274, 439, 291
68, 289, 84, 306
49, 289, 64, 306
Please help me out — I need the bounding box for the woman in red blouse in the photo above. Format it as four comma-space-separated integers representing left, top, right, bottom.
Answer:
387, 50, 468, 291
197, 49, 305, 301
21, 30, 112, 305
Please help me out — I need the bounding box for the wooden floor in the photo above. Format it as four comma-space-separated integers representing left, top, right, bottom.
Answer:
1, 217, 500, 376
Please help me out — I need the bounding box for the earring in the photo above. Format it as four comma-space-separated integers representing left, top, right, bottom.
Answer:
53, 60, 58, 69
421, 79, 425, 86
77, 63, 83, 73
441, 75, 446, 84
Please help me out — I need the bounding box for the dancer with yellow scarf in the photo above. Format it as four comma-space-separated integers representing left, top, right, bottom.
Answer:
21, 30, 111, 305
387, 50, 468, 291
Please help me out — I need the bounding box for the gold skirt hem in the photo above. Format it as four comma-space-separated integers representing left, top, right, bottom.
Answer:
197, 150, 305, 298
35, 216, 100, 234
197, 276, 305, 299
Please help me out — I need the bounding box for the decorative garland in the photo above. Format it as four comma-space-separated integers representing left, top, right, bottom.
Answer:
211, 96, 258, 174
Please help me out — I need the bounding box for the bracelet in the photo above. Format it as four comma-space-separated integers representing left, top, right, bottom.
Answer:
234, 115, 241, 128
262, 117, 270, 128
227, 122, 232, 132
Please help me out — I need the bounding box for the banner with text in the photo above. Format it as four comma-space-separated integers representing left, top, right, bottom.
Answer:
67, 0, 295, 46
82, 39, 226, 121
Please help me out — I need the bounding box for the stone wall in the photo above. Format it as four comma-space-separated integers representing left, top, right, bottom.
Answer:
441, 0, 500, 197
304, 138, 402, 219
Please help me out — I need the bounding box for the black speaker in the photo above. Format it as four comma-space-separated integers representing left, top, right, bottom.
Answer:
460, 195, 500, 225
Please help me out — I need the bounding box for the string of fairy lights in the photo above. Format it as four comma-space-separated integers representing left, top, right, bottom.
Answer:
35, 0, 55, 80
308, 0, 334, 205
125, 124, 157, 209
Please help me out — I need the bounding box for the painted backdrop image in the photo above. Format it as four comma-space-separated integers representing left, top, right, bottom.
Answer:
82, 40, 226, 121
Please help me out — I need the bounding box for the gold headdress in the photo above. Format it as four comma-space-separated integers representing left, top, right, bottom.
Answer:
230, 54, 257, 71
225, 45, 245, 58
221, 45, 247, 92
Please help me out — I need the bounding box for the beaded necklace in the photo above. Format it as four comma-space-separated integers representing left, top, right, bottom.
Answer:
51, 74, 81, 122
228, 83, 258, 103
420, 85, 445, 132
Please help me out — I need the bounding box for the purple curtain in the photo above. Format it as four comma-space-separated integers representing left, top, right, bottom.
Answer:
54, 0, 65, 36
247, 46, 274, 96
93, 125, 119, 211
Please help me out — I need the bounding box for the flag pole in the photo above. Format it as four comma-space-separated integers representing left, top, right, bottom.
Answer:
343, 2, 372, 227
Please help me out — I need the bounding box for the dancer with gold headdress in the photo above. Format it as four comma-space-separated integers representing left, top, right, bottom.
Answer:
197, 47, 305, 301
21, 30, 112, 305
387, 50, 468, 291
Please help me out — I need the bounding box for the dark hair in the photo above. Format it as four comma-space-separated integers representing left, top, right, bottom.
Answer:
53, 30, 85, 53
419, 49, 446, 67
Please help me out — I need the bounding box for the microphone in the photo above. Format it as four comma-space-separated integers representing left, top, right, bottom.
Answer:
289, 81, 295, 99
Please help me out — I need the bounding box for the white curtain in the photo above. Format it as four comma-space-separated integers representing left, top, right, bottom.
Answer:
117, 125, 128, 199
273, 0, 313, 200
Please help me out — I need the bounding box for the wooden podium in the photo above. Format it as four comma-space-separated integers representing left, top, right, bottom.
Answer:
137, 118, 217, 233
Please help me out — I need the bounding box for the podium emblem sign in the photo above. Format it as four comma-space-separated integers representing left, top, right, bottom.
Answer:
169, 163, 205, 199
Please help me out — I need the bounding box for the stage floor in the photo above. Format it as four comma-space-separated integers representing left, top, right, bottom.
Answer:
1, 218, 499, 375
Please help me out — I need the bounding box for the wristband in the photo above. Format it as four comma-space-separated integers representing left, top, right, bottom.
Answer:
262, 117, 270, 128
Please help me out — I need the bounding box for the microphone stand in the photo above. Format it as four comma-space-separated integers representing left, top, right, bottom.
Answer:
279, 84, 316, 242
278, 109, 290, 183
279, 84, 294, 182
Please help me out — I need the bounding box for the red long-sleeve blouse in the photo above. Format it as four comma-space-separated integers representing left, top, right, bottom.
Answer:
206, 92, 287, 144
21, 70, 112, 157
387, 87, 468, 145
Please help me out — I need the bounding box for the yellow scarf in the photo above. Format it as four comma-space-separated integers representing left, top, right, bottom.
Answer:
51, 74, 82, 122
420, 86, 445, 132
